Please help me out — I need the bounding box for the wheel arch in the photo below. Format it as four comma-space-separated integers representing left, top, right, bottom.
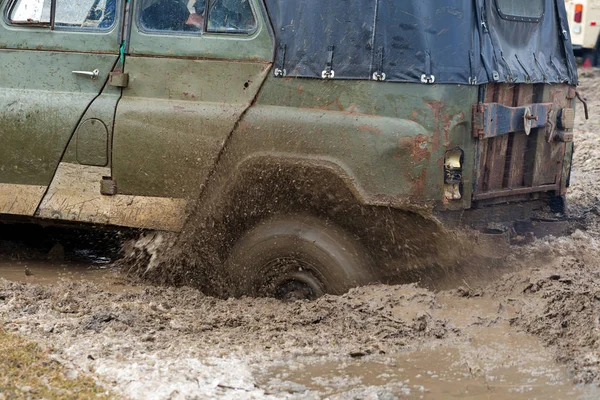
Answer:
179, 154, 448, 282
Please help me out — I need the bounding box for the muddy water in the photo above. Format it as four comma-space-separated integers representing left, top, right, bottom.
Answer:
262, 348, 589, 399
0, 259, 132, 291
259, 293, 600, 399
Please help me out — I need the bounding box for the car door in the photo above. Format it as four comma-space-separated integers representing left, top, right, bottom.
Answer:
0, 0, 122, 216
107, 0, 272, 230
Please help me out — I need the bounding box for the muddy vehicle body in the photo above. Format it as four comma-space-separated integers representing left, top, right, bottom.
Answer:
0, 0, 579, 297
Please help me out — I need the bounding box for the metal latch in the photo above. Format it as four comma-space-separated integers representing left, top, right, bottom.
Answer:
473, 103, 553, 139
473, 102, 553, 139
550, 108, 575, 143
108, 71, 129, 88
523, 107, 538, 135
72, 69, 99, 80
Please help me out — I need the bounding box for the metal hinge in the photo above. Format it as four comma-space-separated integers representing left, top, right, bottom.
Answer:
108, 71, 129, 88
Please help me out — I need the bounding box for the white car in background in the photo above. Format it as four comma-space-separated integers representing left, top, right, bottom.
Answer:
566, 0, 600, 66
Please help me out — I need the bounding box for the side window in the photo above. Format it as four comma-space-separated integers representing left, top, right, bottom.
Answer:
8, 0, 117, 29
495, 0, 544, 22
137, 0, 255, 34
139, 0, 206, 32
206, 0, 255, 34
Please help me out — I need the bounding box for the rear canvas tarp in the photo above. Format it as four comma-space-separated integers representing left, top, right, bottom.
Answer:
264, 0, 578, 85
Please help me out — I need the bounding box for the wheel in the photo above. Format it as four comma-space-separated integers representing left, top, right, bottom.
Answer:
224, 214, 374, 300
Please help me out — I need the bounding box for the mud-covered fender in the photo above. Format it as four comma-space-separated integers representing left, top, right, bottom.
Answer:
219, 105, 437, 208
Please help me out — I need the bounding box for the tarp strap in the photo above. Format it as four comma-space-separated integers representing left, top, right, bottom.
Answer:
421, 51, 435, 83
482, 0, 504, 82
373, 46, 385, 81
549, 56, 562, 80
469, 50, 477, 85
274, 44, 286, 77
533, 53, 547, 82
475, 2, 495, 82
322, 46, 335, 79
515, 54, 531, 82
500, 53, 515, 82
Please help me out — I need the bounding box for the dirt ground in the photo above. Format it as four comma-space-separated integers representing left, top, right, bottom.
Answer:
3, 73, 600, 399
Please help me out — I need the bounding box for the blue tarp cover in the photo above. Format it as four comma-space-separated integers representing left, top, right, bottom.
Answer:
264, 0, 578, 85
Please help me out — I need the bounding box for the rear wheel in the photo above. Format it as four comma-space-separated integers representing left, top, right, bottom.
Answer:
224, 214, 374, 300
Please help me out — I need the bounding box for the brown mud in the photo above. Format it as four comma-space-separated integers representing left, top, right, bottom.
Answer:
2, 71, 600, 398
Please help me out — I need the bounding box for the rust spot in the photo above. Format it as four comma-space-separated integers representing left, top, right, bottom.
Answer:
172, 106, 195, 113
182, 92, 197, 99
315, 96, 345, 111
297, 84, 304, 95
424, 100, 444, 151
237, 120, 251, 134
357, 124, 381, 135
346, 104, 359, 113
407, 168, 427, 201
397, 134, 431, 163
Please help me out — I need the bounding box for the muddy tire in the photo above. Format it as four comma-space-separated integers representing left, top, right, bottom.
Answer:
225, 215, 374, 299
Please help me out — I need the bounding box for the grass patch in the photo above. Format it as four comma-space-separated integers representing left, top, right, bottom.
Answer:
0, 329, 110, 399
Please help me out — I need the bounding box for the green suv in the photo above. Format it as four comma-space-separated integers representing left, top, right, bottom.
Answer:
0, 0, 580, 297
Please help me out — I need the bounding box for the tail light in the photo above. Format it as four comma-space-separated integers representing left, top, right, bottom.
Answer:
575, 4, 583, 23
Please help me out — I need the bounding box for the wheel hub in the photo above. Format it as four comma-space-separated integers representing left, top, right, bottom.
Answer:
263, 257, 325, 300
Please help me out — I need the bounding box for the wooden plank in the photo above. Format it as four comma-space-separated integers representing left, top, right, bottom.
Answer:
475, 140, 488, 193
473, 184, 557, 201
484, 84, 513, 191
506, 84, 533, 188
525, 84, 566, 187
485, 84, 496, 103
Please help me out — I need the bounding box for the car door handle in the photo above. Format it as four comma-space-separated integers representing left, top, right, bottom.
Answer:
72, 69, 100, 80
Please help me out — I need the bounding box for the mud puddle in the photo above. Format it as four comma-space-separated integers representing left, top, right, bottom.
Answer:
261, 347, 589, 399
0, 259, 134, 292
258, 293, 600, 399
